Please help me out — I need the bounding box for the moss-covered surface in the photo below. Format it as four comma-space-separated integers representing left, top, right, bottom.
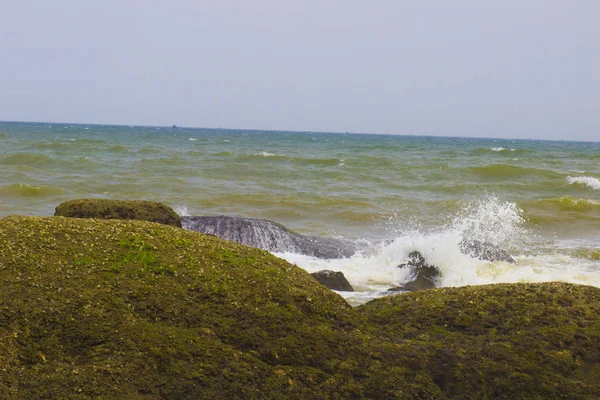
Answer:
0, 215, 599, 399
54, 198, 182, 227
358, 283, 600, 399
0, 216, 443, 399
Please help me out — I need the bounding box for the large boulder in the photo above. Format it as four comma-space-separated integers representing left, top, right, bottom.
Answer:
1, 216, 599, 399
359, 282, 600, 399
182, 215, 356, 259
55, 198, 182, 227
0, 215, 441, 399
310, 270, 354, 292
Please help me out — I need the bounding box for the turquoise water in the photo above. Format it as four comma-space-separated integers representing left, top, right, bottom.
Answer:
1, 121, 599, 304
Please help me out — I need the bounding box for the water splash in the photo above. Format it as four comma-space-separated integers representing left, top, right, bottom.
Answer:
277, 195, 599, 305
448, 195, 526, 248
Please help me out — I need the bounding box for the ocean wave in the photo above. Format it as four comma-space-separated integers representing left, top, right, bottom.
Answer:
277, 196, 599, 305
471, 147, 529, 156
468, 164, 558, 179
567, 176, 600, 190
526, 196, 600, 212
0, 153, 58, 168
254, 151, 280, 157
0, 183, 66, 197
108, 145, 130, 153
26, 142, 71, 150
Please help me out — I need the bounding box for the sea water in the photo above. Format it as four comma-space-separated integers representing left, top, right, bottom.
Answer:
1, 121, 598, 305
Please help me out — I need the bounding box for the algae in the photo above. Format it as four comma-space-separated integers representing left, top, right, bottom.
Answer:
358, 283, 600, 399
54, 198, 182, 227
0, 215, 599, 399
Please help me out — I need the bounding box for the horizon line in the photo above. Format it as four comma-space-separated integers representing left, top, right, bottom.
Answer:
1, 119, 598, 144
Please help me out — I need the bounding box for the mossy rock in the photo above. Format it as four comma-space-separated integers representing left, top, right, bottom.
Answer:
1, 215, 599, 399
358, 283, 600, 399
0, 216, 442, 399
54, 198, 182, 227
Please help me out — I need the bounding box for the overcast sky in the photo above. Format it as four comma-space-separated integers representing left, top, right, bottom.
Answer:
1, 1, 598, 140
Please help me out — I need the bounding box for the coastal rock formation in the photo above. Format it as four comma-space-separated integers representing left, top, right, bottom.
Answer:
391, 251, 441, 291
1, 215, 599, 399
459, 238, 516, 264
182, 215, 356, 259
310, 270, 354, 291
359, 282, 600, 399
55, 198, 182, 227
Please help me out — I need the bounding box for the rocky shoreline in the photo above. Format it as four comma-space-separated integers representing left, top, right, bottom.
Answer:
0, 199, 598, 398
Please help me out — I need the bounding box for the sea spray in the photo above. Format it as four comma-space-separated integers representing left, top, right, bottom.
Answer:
2, 122, 599, 306
174, 204, 191, 217
277, 195, 600, 305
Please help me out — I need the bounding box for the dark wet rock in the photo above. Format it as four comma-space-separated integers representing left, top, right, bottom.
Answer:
310, 270, 354, 292
460, 239, 516, 264
55, 198, 182, 227
182, 215, 356, 259
394, 251, 441, 291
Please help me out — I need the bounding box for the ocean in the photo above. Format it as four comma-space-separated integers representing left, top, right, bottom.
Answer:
1, 121, 599, 305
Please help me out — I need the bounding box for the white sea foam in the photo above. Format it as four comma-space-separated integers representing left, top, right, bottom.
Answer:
567, 176, 600, 190
174, 205, 190, 217
255, 151, 277, 157
491, 147, 506, 152
276, 196, 600, 306
188, 138, 198, 141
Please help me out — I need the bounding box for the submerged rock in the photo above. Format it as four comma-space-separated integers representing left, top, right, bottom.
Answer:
182, 215, 356, 259
459, 238, 516, 264
392, 251, 441, 291
55, 198, 182, 227
310, 270, 354, 292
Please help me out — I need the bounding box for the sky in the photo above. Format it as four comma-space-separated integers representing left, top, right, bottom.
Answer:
0, 1, 598, 141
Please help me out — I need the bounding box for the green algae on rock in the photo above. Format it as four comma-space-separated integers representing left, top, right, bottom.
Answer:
1, 215, 599, 399
358, 283, 600, 399
0, 216, 442, 399
54, 198, 182, 227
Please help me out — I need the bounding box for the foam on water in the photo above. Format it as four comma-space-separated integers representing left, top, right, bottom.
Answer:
276, 196, 600, 305
174, 205, 190, 217
567, 176, 600, 190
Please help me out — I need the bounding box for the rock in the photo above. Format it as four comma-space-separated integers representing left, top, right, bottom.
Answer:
359, 282, 600, 399
310, 270, 354, 291
55, 198, 182, 227
181, 215, 356, 259
0, 215, 399, 398
393, 251, 441, 291
1, 216, 599, 399
459, 239, 516, 264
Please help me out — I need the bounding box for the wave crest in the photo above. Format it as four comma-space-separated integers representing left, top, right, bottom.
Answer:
567, 176, 600, 190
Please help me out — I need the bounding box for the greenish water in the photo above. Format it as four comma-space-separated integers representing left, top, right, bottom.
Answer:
1, 121, 599, 303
